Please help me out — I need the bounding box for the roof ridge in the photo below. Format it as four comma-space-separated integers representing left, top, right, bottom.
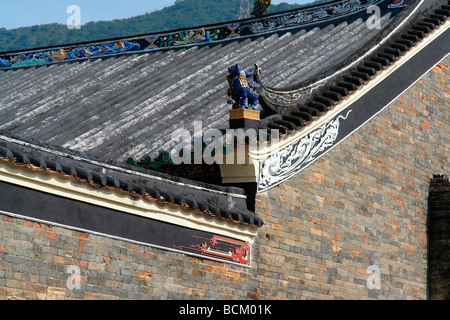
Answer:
0, 0, 341, 56
0, 0, 391, 69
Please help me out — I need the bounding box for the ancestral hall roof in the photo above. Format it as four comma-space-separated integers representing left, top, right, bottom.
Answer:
1, 0, 444, 160
0, 0, 449, 227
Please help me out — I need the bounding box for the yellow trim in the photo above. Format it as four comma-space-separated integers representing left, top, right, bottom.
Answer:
229, 109, 261, 120
0, 161, 258, 242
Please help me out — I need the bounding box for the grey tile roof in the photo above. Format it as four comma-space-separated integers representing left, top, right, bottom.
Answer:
1, 0, 437, 163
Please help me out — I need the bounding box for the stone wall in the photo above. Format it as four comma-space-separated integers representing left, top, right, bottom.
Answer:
0, 56, 448, 300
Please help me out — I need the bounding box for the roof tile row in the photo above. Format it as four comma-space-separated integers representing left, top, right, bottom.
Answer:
0, 145, 263, 228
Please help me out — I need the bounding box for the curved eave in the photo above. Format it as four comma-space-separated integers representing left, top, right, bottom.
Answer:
252, 12, 450, 192
218, 1, 449, 191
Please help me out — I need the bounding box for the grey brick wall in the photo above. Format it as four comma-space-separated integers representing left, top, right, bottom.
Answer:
252, 56, 449, 300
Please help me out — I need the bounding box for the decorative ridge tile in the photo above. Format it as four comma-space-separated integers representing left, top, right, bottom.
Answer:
0, 0, 389, 69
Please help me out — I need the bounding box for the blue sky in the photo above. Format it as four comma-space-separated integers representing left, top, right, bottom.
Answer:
0, 0, 314, 29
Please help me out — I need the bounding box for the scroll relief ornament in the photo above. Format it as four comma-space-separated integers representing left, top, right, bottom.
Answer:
258, 110, 352, 192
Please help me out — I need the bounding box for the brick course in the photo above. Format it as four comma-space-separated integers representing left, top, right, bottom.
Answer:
0, 57, 448, 300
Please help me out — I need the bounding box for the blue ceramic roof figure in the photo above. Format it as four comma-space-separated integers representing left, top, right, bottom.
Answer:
226, 64, 260, 110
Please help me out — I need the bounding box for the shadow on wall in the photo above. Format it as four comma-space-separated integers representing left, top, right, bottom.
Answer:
427, 175, 450, 300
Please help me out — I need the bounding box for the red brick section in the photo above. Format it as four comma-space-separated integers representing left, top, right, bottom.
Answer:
0, 58, 448, 300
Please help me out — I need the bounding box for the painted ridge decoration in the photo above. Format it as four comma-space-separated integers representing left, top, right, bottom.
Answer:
0, 0, 393, 69
0, 41, 140, 68
174, 235, 250, 266
258, 110, 352, 192
388, 0, 411, 8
